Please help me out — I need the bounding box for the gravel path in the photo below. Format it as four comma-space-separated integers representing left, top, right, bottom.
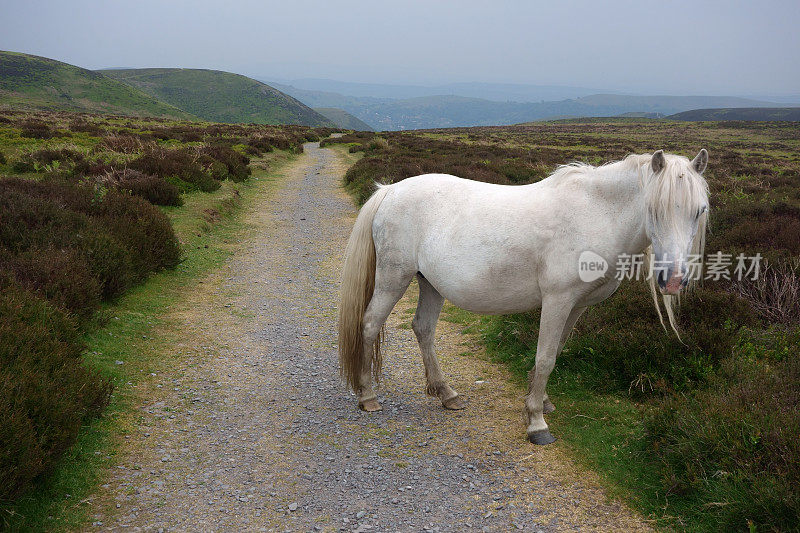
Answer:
88, 143, 651, 532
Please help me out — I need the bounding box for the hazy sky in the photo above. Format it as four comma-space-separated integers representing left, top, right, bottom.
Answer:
1, 0, 798, 95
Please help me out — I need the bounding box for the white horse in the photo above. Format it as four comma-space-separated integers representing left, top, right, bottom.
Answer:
338, 149, 709, 444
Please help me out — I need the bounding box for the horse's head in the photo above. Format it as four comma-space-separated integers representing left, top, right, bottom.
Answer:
643, 149, 709, 295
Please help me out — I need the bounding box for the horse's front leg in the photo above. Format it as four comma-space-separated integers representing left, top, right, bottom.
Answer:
543, 305, 587, 415
525, 296, 574, 444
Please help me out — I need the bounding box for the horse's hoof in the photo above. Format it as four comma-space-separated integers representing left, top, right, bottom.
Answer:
442, 395, 465, 410
528, 429, 557, 445
359, 398, 382, 412
543, 399, 556, 415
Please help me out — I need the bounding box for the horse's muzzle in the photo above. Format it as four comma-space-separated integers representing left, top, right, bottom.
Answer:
657, 267, 685, 295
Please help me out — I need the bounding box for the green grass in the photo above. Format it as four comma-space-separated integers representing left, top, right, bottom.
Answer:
1, 152, 293, 531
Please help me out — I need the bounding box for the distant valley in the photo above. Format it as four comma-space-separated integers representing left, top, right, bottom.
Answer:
269, 79, 797, 130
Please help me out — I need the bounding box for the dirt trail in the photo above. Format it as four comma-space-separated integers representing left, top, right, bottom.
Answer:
88, 143, 651, 532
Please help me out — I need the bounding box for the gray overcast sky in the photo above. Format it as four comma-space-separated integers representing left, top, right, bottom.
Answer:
1, 0, 798, 95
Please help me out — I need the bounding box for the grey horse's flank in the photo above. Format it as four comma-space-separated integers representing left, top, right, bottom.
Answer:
338, 150, 710, 444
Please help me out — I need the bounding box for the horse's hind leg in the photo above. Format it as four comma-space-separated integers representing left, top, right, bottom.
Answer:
414, 274, 464, 410
358, 266, 413, 412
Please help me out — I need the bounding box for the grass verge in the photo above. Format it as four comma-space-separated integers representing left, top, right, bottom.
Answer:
442, 304, 761, 532
2, 151, 296, 531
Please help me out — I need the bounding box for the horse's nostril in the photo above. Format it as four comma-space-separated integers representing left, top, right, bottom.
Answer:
657, 269, 668, 289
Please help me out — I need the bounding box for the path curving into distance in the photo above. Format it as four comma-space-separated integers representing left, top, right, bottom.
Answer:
89, 143, 650, 532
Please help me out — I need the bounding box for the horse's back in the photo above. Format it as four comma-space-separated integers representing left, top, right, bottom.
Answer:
372, 174, 554, 313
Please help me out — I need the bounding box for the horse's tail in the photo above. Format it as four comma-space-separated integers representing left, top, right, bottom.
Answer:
338, 185, 391, 392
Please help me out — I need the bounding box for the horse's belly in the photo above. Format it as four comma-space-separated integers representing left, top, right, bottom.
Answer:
448, 291, 542, 315
422, 270, 542, 315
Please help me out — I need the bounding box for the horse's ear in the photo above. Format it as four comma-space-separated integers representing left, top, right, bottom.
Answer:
692, 149, 708, 174
651, 150, 666, 173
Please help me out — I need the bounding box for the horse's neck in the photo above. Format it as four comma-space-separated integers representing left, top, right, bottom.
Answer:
591, 162, 651, 255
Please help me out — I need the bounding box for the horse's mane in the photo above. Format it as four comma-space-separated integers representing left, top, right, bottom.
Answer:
552, 153, 710, 337
549, 154, 646, 182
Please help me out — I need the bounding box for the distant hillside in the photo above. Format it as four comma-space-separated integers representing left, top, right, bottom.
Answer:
575, 94, 777, 112
313, 107, 374, 130
276, 78, 603, 102
273, 81, 783, 130
668, 107, 800, 121
0, 51, 194, 118
104, 68, 335, 127
617, 111, 665, 118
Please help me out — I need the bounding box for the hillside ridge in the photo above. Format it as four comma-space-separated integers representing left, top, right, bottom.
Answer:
0, 51, 194, 118
103, 67, 335, 127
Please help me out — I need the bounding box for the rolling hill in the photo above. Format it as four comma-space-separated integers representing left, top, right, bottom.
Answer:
104, 68, 335, 127
275, 78, 603, 102
0, 51, 194, 118
313, 107, 374, 130
668, 107, 800, 121
273, 80, 786, 130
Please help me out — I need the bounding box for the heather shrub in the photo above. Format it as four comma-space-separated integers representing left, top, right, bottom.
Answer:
70, 157, 113, 178
100, 168, 183, 207
0, 180, 94, 252
0, 277, 112, 503
92, 190, 181, 279
68, 119, 104, 135
76, 229, 134, 299
646, 355, 800, 531
0, 177, 178, 297
129, 146, 219, 192
242, 144, 260, 156
264, 135, 294, 151
19, 120, 59, 139
0, 247, 101, 318
29, 147, 84, 166
10, 156, 36, 173
367, 137, 389, 151
30, 148, 91, 178
245, 136, 273, 154
96, 133, 150, 154
149, 125, 204, 143
198, 144, 250, 182
119, 173, 183, 206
